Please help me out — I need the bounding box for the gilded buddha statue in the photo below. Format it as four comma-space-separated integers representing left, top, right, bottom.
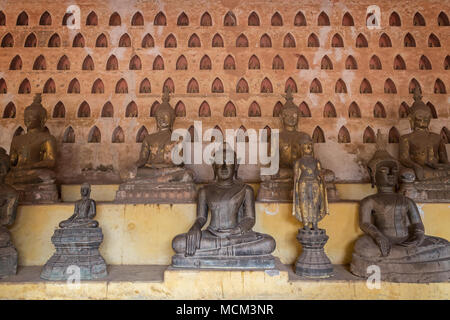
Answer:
5, 94, 58, 204
398, 88, 449, 201
351, 132, 450, 282
172, 144, 276, 269
0, 148, 19, 278
257, 89, 337, 202
116, 88, 196, 203
292, 136, 333, 277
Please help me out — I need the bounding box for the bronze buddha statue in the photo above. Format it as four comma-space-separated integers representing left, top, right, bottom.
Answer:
351, 132, 450, 282
116, 88, 196, 203
257, 89, 337, 202
172, 145, 276, 269
0, 148, 19, 278
5, 94, 58, 203
398, 88, 449, 201
59, 183, 99, 229
41, 183, 107, 280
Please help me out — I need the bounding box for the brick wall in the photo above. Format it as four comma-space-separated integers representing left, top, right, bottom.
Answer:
0, 0, 448, 183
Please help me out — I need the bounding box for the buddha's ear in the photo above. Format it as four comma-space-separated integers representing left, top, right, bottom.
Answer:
234, 163, 240, 179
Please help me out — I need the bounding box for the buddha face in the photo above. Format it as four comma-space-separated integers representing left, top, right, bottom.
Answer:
301, 142, 313, 156
156, 111, 172, 130
24, 109, 45, 131
80, 184, 91, 198
281, 107, 298, 128
375, 164, 399, 188
413, 110, 431, 130
213, 148, 237, 182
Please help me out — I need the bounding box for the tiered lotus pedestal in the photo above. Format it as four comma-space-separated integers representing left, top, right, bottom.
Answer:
0, 226, 17, 279
40, 227, 107, 280
295, 229, 333, 278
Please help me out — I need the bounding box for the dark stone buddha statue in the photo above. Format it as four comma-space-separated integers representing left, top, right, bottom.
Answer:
172, 145, 276, 269
351, 132, 450, 282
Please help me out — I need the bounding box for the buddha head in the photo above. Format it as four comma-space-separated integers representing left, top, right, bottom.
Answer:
156, 89, 175, 131
300, 135, 314, 157
409, 88, 432, 131
80, 183, 91, 199
0, 148, 10, 182
368, 130, 399, 189
24, 94, 47, 132
280, 88, 299, 130
212, 143, 239, 182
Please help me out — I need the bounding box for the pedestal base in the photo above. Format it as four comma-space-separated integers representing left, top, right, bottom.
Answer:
0, 245, 17, 279
40, 227, 107, 281
13, 183, 59, 204
257, 181, 292, 202
295, 228, 333, 278
115, 181, 197, 204
172, 254, 276, 269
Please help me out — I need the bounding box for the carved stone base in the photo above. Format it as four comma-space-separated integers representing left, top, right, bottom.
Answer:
13, 183, 59, 204
295, 228, 333, 278
40, 227, 107, 281
413, 181, 450, 202
172, 254, 276, 269
115, 181, 197, 204
0, 228, 17, 279
350, 254, 450, 283
257, 181, 339, 202
257, 180, 293, 202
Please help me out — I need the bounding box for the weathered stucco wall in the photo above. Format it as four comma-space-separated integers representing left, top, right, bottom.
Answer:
0, 0, 448, 184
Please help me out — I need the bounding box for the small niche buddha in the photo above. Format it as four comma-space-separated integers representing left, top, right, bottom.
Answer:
0, 148, 19, 278
398, 88, 450, 200
257, 88, 338, 202
5, 94, 58, 204
350, 132, 450, 282
116, 88, 196, 203
59, 183, 98, 229
172, 144, 276, 269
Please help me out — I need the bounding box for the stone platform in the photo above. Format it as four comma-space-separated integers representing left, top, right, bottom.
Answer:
0, 262, 448, 299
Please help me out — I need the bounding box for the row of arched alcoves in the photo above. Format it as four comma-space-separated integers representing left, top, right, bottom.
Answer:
8, 124, 450, 145
0, 99, 443, 120
6, 53, 450, 71
1, 31, 445, 48
2, 10, 449, 27
0, 77, 446, 95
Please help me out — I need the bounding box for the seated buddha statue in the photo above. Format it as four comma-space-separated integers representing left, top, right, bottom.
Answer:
0, 148, 19, 278
398, 88, 449, 200
350, 133, 450, 282
172, 145, 276, 269
59, 183, 98, 229
5, 94, 58, 204
116, 88, 196, 203
257, 88, 337, 202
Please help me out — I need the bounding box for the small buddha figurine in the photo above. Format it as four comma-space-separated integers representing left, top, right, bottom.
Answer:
5, 94, 58, 203
116, 88, 196, 203
350, 137, 450, 282
0, 148, 19, 278
172, 144, 276, 269
293, 136, 329, 230
398, 88, 449, 201
59, 183, 98, 229
258, 88, 337, 201
41, 183, 107, 280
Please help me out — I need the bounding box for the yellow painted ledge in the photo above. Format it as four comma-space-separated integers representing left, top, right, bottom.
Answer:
9, 202, 450, 267
0, 264, 448, 300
